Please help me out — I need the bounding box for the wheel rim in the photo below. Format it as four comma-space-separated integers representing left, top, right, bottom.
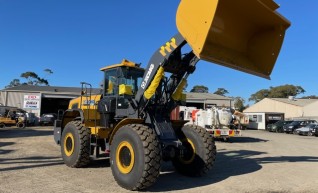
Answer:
116, 141, 135, 174
64, 133, 75, 156
180, 138, 196, 164
17, 122, 24, 128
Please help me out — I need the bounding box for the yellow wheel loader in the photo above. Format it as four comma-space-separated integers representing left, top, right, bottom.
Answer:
54, 0, 290, 190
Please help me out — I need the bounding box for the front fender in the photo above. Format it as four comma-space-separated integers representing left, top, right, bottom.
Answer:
54, 109, 84, 145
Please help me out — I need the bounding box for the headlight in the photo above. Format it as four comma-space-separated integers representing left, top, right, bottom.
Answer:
289, 126, 293, 128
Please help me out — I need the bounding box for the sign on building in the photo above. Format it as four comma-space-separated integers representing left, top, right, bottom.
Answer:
23, 95, 40, 109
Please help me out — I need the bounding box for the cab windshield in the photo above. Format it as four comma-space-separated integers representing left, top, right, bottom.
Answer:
103, 67, 144, 96
119, 67, 144, 94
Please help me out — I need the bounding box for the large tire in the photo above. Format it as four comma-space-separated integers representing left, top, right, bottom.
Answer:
172, 125, 216, 176
0, 123, 5, 128
110, 124, 161, 190
61, 121, 90, 167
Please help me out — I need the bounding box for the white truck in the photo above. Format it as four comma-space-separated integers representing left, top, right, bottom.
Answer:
176, 106, 242, 140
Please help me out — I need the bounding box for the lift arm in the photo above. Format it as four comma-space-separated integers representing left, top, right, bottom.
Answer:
135, 0, 291, 116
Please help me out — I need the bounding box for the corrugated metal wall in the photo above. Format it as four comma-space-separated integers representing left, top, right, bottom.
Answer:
0, 91, 3, 105
7, 92, 24, 107
244, 98, 303, 118
303, 101, 318, 117
3, 91, 41, 117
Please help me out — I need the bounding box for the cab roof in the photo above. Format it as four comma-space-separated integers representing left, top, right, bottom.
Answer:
100, 59, 144, 71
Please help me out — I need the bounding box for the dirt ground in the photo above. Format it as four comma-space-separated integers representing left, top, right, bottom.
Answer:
0, 126, 318, 193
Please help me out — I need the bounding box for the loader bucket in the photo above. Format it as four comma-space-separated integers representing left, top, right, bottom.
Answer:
176, 0, 291, 79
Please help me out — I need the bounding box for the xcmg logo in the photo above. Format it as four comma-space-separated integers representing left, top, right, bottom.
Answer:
141, 64, 155, 89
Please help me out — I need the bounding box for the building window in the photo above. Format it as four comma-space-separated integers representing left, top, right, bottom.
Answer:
249, 115, 262, 123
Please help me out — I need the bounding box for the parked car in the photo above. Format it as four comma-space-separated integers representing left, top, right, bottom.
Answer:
266, 120, 293, 133
283, 120, 317, 134
25, 113, 36, 126
266, 121, 278, 131
295, 123, 318, 136
312, 126, 318, 137
39, 113, 57, 126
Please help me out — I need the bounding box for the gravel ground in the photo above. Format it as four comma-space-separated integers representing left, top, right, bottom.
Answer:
0, 126, 318, 193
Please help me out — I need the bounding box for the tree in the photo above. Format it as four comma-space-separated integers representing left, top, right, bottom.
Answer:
213, 88, 229, 96
249, 89, 270, 103
234, 97, 246, 112
268, 85, 305, 98
5, 79, 22, 88
5, 69, 53, 88
20, 72, 40, 85
44, 69, 53, 75
249, 84, 305, 103
300, 95, 318, 99
190, 85, 209, 93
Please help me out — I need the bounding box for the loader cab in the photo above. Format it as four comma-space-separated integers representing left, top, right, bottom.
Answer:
101, 59, 144, 97
98, 59, 144, 128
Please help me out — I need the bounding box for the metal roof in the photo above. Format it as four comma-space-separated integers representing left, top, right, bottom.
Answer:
2, 86, 232, 102
1, 85, 101, 94
184, 92, 233, 100
270, 98, 318, 107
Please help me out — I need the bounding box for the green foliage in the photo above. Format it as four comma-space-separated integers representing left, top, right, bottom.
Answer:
5, 79, 22, 88
249, 84, 305, 103
234, 97, 246, 112
44, 69, 53, 74
5, 69, 53, 88
213, 88, 229, 96
249, 89, 270, 103
300, 95, 318, 99
190, 85, 209, 93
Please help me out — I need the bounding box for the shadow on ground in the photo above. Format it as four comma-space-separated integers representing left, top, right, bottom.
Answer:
0, 141, 15, 155
148, 149, 318, 192
228, 136, 269, 143
0, 156, 63, 172
0, 127, 53, 139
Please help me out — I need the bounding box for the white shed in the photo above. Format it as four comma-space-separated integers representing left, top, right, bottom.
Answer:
244, 98, 318, 120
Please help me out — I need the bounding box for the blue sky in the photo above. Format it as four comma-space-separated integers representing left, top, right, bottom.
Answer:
0, 1, 317, 104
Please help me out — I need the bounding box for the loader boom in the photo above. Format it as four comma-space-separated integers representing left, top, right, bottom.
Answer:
134, 0, 290, 122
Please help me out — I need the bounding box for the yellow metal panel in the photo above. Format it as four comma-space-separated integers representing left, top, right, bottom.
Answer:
109, 118, 144, 144
83, 109, 100, 120
176, 0, 290, 79
100, 59, 144, 71
119, 84, 133, 95
90, 126, 110, 138
172, 79, 187, 101
68, 95, 102, 110
144, 66, 165, 99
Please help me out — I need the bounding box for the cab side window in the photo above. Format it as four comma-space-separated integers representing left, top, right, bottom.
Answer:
104, 69, 117, 96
